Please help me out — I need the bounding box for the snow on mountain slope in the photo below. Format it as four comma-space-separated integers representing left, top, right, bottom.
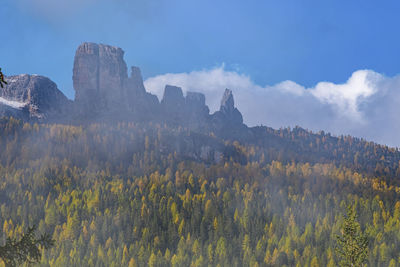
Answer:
0, 97, 27, 109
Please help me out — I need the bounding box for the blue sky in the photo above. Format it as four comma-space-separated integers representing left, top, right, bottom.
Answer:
2, 0, 400, 98
2, 0, 400, 146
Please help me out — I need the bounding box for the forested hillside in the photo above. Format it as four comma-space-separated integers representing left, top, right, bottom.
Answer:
0, 117, 400, 266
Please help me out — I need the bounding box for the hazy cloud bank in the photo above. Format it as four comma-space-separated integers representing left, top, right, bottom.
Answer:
145, 67, 400, 147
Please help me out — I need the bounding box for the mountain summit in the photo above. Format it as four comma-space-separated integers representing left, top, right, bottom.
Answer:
0, 42, 245, 132
73, 42, 158, 119
0, 74, 70, 120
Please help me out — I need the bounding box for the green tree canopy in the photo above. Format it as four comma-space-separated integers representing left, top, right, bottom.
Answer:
335, 205, 369, 267
0, 225, 54, 267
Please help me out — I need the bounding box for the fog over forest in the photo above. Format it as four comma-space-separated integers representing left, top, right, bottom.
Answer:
2, 1, 400, 266
145, 67, 400, 147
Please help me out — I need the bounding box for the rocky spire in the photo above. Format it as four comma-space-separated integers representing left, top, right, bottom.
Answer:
212, 88, 243, 127
127, 66, 146, 95
130, 66, 144, 84
220, 89, 235, 113
1, 42, 248, 131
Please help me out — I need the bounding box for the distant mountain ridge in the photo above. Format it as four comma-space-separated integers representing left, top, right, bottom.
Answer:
0, 42, 247, 134
0, 74, 71, 120
2, 42, 400, 176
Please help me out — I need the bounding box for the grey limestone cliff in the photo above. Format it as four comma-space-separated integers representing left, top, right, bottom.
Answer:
0, 74, 70, 119
160, 85, 210, 128
0, 42, 247, 136
212, 89, 243, 125
73, 42, 158, 119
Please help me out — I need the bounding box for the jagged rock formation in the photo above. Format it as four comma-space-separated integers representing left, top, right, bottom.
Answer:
161, 85, 185, 107
0, 103, 28, 120
0, 74, 70, 119
124, 66, 160, 117
0, 42, 246, 138
73, 43, 158, 119
216, 89, 243, 124
161, 85, 186, 123
185, 91, 210, 128
160, 85, 210, 129
212, 89, 243, 126
73, 43, 127, 112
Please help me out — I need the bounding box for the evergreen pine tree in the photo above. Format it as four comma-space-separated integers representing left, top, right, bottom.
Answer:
0, 225, 54, 267
0, 68, 7, 88
335, 205, 369, 267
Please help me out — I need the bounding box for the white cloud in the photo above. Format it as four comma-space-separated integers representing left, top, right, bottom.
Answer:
144, 66, 254, 112
311, 70, 383, 122
144, 66, 400, 147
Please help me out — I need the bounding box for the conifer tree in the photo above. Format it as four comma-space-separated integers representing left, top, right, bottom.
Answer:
0, 225, 54, 267
0, 68, 7, 88
335, 205, 369, 267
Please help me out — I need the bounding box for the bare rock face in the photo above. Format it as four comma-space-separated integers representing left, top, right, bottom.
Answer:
186, 91, 209, 116
186, 92, 210, 128
73, 42, 128, 113
127, 66, 146, 96
161, 85, 185, 107
161, 85, 186, 123
73, 43, 159, 119
73, 43, 100, 100
220, 89, 236, 114
186, 92, 207, 112
213, 89, 243, 125
160, 86, 211, 127
209, 88, 246, 138
0, 42, 249, 136
125, 66, 160, 118
0, 74, 70, 119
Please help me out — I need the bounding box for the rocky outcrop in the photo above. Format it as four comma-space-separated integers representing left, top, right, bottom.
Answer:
125, 66, 159, 118
160, 85, 188, 124
0, 74, 70, 119
161, 85, 185, 108
210, 89, 246, 138
73, 43, 128, 113
73, 42, 159, 119
186, 92, 209, 115
0, 103, 28, 120
160, 86, 210, 128
72, 42, 245, 128
212, 89, 243, 125
158, 85, 244, 132
126, 66, 146, 97
0, 42, 248, 140
185, 92, 209, 128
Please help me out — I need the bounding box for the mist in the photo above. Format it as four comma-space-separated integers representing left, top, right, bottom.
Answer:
145, 67, 400, 147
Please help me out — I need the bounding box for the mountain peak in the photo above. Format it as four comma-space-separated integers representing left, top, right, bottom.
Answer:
0, 74, 69, 119
161, 85, 185, 106
2, 42, 245, 130
220, 88, 235, 113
